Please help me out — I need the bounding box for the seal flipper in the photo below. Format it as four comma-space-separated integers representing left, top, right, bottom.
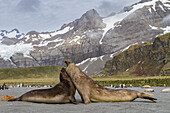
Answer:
138, 92, 157, 102
72, 101, 79, 104
69, 96, 79, 104
8, 97, 21, 101
82, 95, 91, 104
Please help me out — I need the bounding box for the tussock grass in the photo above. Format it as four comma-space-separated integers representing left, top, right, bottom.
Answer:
93, 76, 170, 87
0, 65, 62, 80
0, 78, 60, 86
0, 65, 62, 86
1, 76, 169, 87
0, 65, 169, 87
92, 76, 170, 81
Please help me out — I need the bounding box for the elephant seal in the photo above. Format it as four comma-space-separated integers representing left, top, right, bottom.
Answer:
65, 60, 157, 104
9, 68, 76, 104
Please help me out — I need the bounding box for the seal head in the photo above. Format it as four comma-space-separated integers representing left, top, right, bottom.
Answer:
65, 59, 72, 66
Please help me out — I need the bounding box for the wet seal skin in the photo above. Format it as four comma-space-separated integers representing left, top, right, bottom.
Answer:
9, 68, 77, 104
65, 60, 157, 104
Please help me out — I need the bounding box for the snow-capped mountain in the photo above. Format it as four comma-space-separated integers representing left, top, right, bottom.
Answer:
78, 0, 170, 75
0, 29, 24, 39
0, 0, 170, 75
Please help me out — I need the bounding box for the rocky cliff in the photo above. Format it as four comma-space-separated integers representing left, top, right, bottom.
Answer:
77, 0, 170, 75
102, 33, 170, 76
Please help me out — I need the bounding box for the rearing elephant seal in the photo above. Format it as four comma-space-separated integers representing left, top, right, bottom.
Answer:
65, 60, 157, 104
9, 68, 76, 104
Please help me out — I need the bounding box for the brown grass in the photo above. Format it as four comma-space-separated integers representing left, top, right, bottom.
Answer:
92, 76, 170, 81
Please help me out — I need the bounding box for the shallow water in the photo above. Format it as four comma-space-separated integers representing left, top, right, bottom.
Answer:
0, 87, 170, 113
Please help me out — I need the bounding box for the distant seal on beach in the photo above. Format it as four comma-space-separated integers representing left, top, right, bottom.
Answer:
162, 88, 170, 93
9, 68, 77, 104
65, 60, 157, 104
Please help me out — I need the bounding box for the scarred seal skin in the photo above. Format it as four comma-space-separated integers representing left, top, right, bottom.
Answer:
65, 60, 157, 104
9, 68, 76, 104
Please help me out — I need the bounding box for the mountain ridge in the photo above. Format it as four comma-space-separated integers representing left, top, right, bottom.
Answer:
0, 0, 170, 75
0, 29, 24, 39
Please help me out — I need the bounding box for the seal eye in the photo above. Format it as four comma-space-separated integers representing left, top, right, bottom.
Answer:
65, 59, 72, 66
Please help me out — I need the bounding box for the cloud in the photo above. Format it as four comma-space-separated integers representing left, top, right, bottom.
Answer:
0, 0, 140, 33
97, 1, 116, 16
97, 0, 140, 16
16, 0, 40, 13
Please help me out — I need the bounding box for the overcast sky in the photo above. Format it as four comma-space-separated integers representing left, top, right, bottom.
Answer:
0, 0, 140, 33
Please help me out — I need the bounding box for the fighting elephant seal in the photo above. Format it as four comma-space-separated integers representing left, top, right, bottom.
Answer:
65, 60, 157, 104
9, 68, 76, 104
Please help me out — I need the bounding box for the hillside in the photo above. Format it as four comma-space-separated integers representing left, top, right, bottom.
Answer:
0, 64, 169, 87
0, 65, 62, 80
101, 33, 170, 76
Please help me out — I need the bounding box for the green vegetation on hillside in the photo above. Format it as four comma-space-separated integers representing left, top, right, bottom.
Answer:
101, 33, 170, 76
0, 65, 169, 87
0, 65, 62, 80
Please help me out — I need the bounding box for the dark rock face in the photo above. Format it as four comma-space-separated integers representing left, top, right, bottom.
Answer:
73, 9, 106, 30
0, 1, 170, 76
103, 33, 170, 76
0, 58, 16, 69
30, 48, 65, 66
10, 53, 39, 68
1, 38, 19, 45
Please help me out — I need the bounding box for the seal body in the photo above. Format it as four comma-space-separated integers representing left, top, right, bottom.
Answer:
65, 63, 157, 104
10, 68, 76, 104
